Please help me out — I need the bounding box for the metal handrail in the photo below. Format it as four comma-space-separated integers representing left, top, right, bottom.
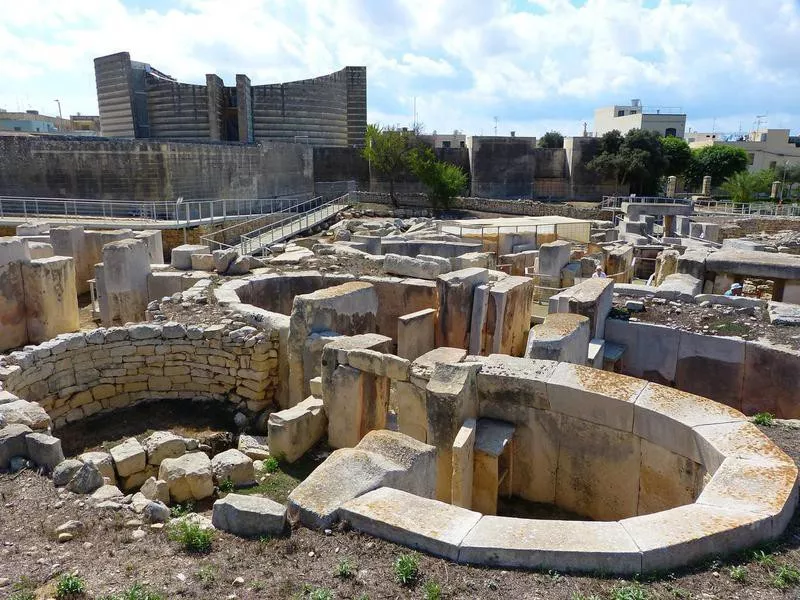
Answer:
238, 194, 350, 255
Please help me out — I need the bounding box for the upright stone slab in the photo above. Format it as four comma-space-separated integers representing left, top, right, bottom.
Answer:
548, 278, 614, 340
525, 313, 590, 365
451, 418, 476, 509
21, 257, 80, 343
436, 268, 489, 350
426, 362, 480, 502
100, 238, 152, 326
537, 240, 571, 277
398, 308, 436, 361
85, 229, 134, 268
0, 237, 30, 351
268, 396, 327, 462
606, 244, 634, 282
50, 226, 90, 294
360, 276, 438, 345
289, 282, 379, 406
482, 276, 534, 357
134, 230, 165, 264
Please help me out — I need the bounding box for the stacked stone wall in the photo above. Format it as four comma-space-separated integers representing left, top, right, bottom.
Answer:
0, 322, 279, 429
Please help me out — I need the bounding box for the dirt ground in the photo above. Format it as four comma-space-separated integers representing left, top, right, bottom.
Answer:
2, 421, 799, 600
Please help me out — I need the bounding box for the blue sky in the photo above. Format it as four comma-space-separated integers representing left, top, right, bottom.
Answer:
2, 0, 798, 137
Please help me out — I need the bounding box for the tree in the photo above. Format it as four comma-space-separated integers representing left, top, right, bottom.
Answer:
361, 124, 415, 206
775, 163, 800, 200
685, 145, 749, 188
587, 129, 666, 195
661, 136, 692, 177
721, 169, 775, 203
408, 146, 468, 210
538, 131, 564, 149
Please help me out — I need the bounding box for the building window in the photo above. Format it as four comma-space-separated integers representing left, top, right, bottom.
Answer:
442, 141, 451, 148
460, 141, 465, 148
770, 161, 777, 170
13, 126, 21, 131
617, 110, 625, 117
665, 128, 677, 137
747, 153, 755, 165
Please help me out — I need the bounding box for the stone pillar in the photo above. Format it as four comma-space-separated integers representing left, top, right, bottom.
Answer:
206, 74, 224, 141
771, 181, 782, 200
666, 175, 677, 198
425, 362, 480, 503
397, 308, 436, 361
663, 214, 675, 237
525, 313, 590, 365
451, 418, 476, 509
100, 239, 152, 326
392, 381, 427, 442
435, 268, 489, 350
21, 257, 80, 343
50, 225, 89, 294
701, 175, 712, 196
0, 237, 30, 351
85, 229, 134, 269
236, 74, 254, 143
134, 230, 165, 264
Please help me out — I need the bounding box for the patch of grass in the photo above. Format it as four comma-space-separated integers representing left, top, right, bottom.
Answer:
423, 580, 442, 600
334, 557, 355, 579
168, 520, 214, 554
240, 453, 320, 504
728, 565, 748, 583
394, 553, 420, 586
711, 319, 750, 337
753, 412, 775, 426
55, 573, 87, 599
772, 564, 800, 589
169, 500, 195, 518
99, 583, 165, 600
196, 565, 216, 588
219, 478, 235, 493
8, 591, 36, 600
301, 586, 334, 600
609, 583, 649, 600
263, 456, 280, 473
752, 548, 778, 568
9, 576, 37, 600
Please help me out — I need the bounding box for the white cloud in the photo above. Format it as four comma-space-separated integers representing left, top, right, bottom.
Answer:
0, 0, 797, 137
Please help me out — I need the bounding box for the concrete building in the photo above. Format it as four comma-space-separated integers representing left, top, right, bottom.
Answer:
420, 132, 467, 149
594, 100, 686, 138
94, 52, 367, 147
687, 129, 800, 173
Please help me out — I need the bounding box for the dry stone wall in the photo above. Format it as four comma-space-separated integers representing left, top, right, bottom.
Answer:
0, 322, 280, 429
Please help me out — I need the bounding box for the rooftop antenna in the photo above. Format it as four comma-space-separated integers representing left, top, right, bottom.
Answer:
493, 116, 498, 136
413, 97, 417, 131
582, 121, 588, 137
755, 114, 767, 132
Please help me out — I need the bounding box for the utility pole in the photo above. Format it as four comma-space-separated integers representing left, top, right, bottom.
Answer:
54, 99, 63, 130
493, 116, 498, 136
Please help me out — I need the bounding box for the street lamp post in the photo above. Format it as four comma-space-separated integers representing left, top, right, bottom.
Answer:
53, 99, 63, 130
780, 160, 789, 205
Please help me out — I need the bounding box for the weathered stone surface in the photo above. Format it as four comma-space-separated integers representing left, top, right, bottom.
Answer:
190, 253, 215, 271
655, 273, 703, 302
171, 244, 210, 270
0, 423, 32, 469
436, 268, 489, 350
0, 400, 51, 430
212, 493, 287, 538
110, 438, 146, 478
143, 431, 186, 466
213, 249, 238, 274
211, 449, 255, 487
459, 516, 642, 574
78, 451, 116, 485
91, 484, 124, 502
159, 452, 215, 502
383, 254, 441, 280
548, 277, 614, 340
476, 354, 558, 412
52, 458, 83, 486
25, 432, 64, 470
604, 319, 679, 384
340, 487, 481, 561
140, 476, 170, 504
398, 308, 436, 361
637, 439, 704, 516
120, 466, 158, 493
237, 434, 271, 461
67, 462, 104, 494
525, 313, 589, 365
268, 396, 327, 463
142, 500, 171, 524
288, 430, 436, 529
675, 331, 745, 409
451, 419, 476, 509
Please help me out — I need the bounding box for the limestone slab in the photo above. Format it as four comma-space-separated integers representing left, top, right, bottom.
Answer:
637, 439, 704, 516
693, 420, 795, 474
110, 437, 146, 478
268, 396, 326, 463
159, 452, 214, 503
211, 449, 255, 487
476, 354, 558, 411
633, 383, 745, 463
676, 331, 745, 409
339, 487, 481, 561
459, 516, 642, 574
212, 493, 287, 538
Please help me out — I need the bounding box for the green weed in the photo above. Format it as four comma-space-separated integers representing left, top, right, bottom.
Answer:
728, 565, 748, 583
423, 580, 442, 600
168, 520, 214, 554
753, 412, 775, 426
55, 573, 87, 599
393, 553, 420, 585
334, 557, 355, 579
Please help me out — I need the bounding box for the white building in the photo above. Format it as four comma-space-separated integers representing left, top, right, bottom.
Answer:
594, 100, 686, 138
421, 131, 467, 149
687, 129, 800, 173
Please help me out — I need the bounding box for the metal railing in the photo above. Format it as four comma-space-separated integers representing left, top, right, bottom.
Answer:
601, 196, 693, 210
0, 193, 313, 225
238, 194, 350, 255
693, 200, 800, 217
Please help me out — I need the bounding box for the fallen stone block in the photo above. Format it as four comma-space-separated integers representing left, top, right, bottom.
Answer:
212, 493, 287, 538
211, 449, 255, 487
190, 253, 215, 271
383, 254, 441, 280
140, 476, 170, 504
213, 248, 238, 273
171, 244, 210, 270
525, 313, 590, 365
655, 273, 703, 303
268, 396, 327, 463
25, 432, 65, 471
237, 434, 271, 461
143, 431, 186, 466
67, 462, 104, 494
110, 438, 146, 478
0, 423, 32, 469
53, 459, 83, 486
0, 400, 51, 430
78, 451, 116, 485
160, 452, 215, 503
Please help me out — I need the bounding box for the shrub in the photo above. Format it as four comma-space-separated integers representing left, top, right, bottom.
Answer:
728, 565, 748, 583
753, 412, 775, 427
423, 580, 442, 600
219, 478, 235, 493
609, 583, 649, 600
169, 500, 195, 518
262, 456, 280, 474
393, 553, 420, 585
334, 557, 355, 579
168, 520, 214, 554
772, 564, 800, 589
55, 573, 87, 599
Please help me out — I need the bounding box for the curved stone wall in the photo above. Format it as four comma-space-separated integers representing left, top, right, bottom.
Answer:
0, 322, 279, 429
